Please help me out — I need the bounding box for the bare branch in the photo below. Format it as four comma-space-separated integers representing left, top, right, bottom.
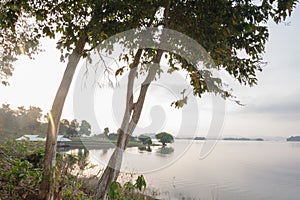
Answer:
127, 0, 172, 139
116, 48, 143, 150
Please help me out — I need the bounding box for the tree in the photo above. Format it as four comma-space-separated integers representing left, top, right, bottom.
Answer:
23, 106, 43, 132
155, 132, 174, 146
0, 104, 16, 133
0, 2, 90, 198
0, 104, 45, 137
1, 0, 298, 199
138, 135, 152, 152
59, 119, 70, 136
104, 127, 110, 136
138, 135, 152, 146
96, 0, 299, 198
66, 119, 79, 137
0, 3, 40, 86
15, 106, 41, 133
107, 133, 119, 141
1, 1, 160, 198
79, 120, 91, 136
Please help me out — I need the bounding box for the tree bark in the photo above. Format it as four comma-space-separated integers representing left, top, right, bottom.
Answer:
95, 48, 165, 200
95, 49, 142, 199
39, 35, 86, 200
95, 3, 171, 199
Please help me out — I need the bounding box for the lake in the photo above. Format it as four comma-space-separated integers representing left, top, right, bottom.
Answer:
69, 140, 300, 200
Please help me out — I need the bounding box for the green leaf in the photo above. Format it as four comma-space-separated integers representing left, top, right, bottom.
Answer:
135, 175, 146, 191
108, 181, 122, 199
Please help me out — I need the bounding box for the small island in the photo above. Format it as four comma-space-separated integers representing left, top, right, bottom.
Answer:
287, 136, 300, 142
223, 137, 264, 141
194, 137, 206, 140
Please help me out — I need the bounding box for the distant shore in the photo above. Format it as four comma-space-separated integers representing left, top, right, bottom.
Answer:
177, 137, 264, 141
66, 137, 144, 149
287, 136, 300, 142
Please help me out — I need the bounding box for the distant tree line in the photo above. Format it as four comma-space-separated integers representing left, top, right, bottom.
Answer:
59, 119, 91, 137
94, 127, 137, 142
0, 104, 45, 138
0, 104, 91, 139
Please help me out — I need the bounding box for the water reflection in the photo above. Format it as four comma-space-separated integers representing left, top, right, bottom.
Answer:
101, 147, 108, 155
64, 141, 300, 199
138, 146, 152, 152
77, 147, 89, 159
156, 146, 174, 156
288, 142, 300, 149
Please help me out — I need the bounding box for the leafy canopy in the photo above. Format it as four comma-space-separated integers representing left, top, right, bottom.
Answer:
78, 120, 91, 136
155, 132, 174, 146
113, 0, 298, 106
0, 0, 162, 85
138, 135, 152, 145
1, 0, 298, 105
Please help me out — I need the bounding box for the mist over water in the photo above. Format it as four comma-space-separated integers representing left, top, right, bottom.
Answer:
72, 140, 300, 200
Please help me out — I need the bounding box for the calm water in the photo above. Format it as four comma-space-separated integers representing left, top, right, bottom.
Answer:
72, 140, 300, 200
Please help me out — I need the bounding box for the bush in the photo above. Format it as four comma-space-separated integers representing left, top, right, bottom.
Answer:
107, 175, 154, 200
0, 140, 43, 199
0, 140, 156, 200
0, 140, 93, 200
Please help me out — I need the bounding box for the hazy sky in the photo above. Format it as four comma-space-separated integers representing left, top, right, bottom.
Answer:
1, 5, 299, 139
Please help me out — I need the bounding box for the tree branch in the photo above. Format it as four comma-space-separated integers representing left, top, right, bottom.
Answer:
126, 0, 171, 141
116, 49, 143, 149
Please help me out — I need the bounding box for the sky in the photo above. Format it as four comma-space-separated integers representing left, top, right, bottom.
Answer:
0, 5, 299, 139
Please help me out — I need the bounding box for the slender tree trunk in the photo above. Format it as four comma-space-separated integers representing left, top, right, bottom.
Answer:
95, 49, 165, 200
39, 36, 86, 200
95, 3, 171, 198
95, 48, 142, 199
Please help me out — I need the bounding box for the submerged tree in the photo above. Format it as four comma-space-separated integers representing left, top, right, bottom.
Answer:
155, 132, 174, 146
138, 135, 153, 146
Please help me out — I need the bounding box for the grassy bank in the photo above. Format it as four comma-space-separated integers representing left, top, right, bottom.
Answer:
0, 139, 158, 199
67, 137, 144, 149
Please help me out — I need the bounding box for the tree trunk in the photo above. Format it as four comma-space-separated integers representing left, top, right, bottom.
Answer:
95, 129, 129, 199
95, 50, 165, 200
95, 3, 171, 198
39, 36, 86, 200
95, 49, 143, 199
